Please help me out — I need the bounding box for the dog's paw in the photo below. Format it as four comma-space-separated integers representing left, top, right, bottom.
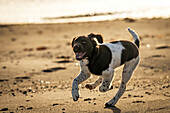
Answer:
72, 88, 79, 101
99, 85, 109, 92
105, 102, 115, 107
85, 84, 93, 90
105, 99, 117, 107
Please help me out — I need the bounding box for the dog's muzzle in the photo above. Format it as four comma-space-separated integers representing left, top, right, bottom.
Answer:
73, 44, 86, 60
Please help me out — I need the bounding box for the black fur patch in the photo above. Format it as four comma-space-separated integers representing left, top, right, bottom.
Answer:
120, 41, 139, 65
88, 33, 103, 43
135, 39, 140, 48
87, 45, 112, 75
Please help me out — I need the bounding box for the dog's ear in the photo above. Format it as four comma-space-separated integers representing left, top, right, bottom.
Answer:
71, 37, 76, 47
88, 33, 103, 43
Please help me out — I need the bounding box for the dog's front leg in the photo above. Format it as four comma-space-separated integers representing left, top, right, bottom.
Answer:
72, 71, 90, 101
85, 76, 103, 90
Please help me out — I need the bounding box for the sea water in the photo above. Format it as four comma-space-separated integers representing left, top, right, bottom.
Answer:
0, 0, 170, 24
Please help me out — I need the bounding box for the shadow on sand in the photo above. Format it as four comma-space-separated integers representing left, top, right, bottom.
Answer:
42, 67, 66, 72
104, 106, 121, 113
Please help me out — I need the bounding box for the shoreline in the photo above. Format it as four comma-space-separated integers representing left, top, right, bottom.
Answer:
0, 17, 169, 26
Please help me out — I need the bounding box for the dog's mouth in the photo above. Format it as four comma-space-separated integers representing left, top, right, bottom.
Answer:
75, 52, 87, 60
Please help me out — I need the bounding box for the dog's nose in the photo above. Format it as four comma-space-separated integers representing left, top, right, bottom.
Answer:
73, 45, 81, 52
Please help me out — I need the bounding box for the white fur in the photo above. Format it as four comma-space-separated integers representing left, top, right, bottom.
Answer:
101, 42, 124, 75
72, 59, 91, 101
80, 59, 90, 73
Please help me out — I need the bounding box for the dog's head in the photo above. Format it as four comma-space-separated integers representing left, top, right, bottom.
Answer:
71, 33, 103, 60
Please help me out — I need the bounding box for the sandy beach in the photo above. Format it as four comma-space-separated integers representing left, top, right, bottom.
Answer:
0, 18, 170, 112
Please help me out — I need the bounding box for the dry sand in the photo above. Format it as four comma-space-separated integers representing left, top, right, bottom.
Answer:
0, 18, 170, 113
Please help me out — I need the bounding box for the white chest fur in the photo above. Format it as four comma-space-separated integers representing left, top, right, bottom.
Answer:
79, 59, 90, 73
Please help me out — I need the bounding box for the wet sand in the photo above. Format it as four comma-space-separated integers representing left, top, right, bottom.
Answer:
0, 18, 170, 112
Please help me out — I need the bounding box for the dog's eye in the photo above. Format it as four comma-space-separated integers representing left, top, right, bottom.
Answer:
82, 41, 87, 44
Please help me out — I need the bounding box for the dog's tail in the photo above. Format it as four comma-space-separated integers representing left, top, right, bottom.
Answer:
126, 27, 140, 48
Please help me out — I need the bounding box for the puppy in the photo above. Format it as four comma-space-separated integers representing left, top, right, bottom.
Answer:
71, 28, 140, 107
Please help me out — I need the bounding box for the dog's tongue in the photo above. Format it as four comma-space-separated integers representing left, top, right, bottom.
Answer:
75, 52, 86, 59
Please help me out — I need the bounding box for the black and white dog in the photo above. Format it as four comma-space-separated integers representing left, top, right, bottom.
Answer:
71, 28, 140, 107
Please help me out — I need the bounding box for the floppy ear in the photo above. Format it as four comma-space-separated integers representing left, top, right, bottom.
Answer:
71, 37, 76, 47
88, 33, 103, 43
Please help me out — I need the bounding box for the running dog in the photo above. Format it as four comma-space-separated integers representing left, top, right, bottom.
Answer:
71, 28, 140, 107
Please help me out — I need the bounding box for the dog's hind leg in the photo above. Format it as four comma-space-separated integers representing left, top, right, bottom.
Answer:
105, 56, 139, 107
99, 71, 114, 92
85, 76, 103, 90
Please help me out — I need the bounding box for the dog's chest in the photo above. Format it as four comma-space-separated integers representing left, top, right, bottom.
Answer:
79, 59, 103, 75
79, 59, 90, 73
